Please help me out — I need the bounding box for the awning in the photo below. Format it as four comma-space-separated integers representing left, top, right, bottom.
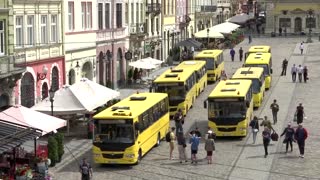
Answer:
129, 60, 157, 70
209, 22, 240, 34
0, 119, 42, 154
176, 38, 202, 47
0, 105, 67, 135
226, 13, 251, 24
194, 29, 224, 39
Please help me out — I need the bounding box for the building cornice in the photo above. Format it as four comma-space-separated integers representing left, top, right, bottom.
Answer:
0, 8, 10, 13
65, 46, 97, 54
13, 0, 61, 4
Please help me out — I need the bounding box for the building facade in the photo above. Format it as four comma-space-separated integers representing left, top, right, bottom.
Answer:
195, 0, 216, 31
0, 0, 25, 110
265, 0, 320, 34
216, 0, 232, 25
96, 0, 126, 89
176, 0, 188, 41
12, 0, 64, 108
64, 0, 96, 86
162, 0, 176, 62
187, 0, 195, 38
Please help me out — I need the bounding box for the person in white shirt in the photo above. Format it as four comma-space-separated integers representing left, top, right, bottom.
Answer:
299, 42, 304, 55
297, 65, 304, 83
291, 64, 297, 82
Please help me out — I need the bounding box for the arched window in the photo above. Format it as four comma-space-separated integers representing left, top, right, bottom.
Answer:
0, 93, 10, 109
68, 69, 76, 85
42, 82, 48, 100
51, 66, 59, 91
82, 62, 93, 80
98, 51, 104, 85
21, 72, 35, 108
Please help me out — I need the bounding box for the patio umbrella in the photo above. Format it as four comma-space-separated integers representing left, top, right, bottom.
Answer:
226, 13, 250, 24
209, 22, 240, 34
139, 57, 163, 65
176, 38, 202, 48
0, 105, 67, 135
129, 60, 157, 70
194, 29, 224, 39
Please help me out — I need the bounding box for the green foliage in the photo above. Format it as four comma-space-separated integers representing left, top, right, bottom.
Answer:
54, 133, 64, 162
128, 68, 133, 79
47, 136, 58, 167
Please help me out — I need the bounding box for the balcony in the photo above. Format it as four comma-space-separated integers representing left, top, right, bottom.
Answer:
146, 3, 161, 15
129, 23, 146, 37
0, 55, 26, 79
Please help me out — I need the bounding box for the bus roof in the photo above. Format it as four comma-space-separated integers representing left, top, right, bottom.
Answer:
245, 53, 271, 65
208, 79, 252, 98
153, 67, 195, 83
93, 92, 168, 119
195, 50, 223, 58
231, 67, 264, 79
248, 46, 271, 53
175, 60, 206, 71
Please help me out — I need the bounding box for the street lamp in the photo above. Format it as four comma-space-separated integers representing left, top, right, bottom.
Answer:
306, 9, 314, 43
49, 87, 55, 116
207, 28, 210, 46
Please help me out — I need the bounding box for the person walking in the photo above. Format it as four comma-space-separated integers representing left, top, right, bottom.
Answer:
189, 131, 201, 164
174, 109, 184, 135
260, 116, 274, 132
280, 123, 295, 153
281, 58, 288, 76
291, 64, 297, 82
169, 127, 176, 160
79, 158, 93, 180
177, 132, 187, 163
294, 124, 308, 158
239, 47, 244, 61
249, 116, 259, 144
297, 65, 303, 83
262, 126, 271, 158
295, 103, 305, 124
230, 48, 235, 62
204, 134, 215, 164
303, 66, 308, 83
270, 99, 279, 124
299, 42, 304, 55
279, 27, 282, 36
248, 35, 252, 44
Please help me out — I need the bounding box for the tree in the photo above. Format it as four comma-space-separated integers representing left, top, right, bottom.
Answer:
54, 133, 64, 162
47, 136, 58, 167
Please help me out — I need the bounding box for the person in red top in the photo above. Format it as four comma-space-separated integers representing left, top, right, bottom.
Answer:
294, 123, 308, 158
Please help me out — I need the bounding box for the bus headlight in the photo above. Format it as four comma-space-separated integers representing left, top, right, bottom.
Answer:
125, 154, 135, 158
239, 127, 247, 131
93, 153, 102, 158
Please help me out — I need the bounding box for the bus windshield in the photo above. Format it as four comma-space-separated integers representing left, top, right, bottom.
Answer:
245, 64, 269, 76
196, 58, 214, 70
251, 79, 261, 94
95, 119, 134, 143
155, 84, 186, 102
209, 100, 246, 118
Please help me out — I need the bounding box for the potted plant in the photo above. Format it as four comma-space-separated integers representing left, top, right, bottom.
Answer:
47, 136, 58, 167
54, 132, 64, 162
15, 165, 32, 180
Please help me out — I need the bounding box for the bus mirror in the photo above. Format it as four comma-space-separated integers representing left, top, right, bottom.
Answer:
246, 101, 250, 108
135, 122, 141, 131
270, 69, 273, 74
204, 101, 207, 109
185, 85, 189, 91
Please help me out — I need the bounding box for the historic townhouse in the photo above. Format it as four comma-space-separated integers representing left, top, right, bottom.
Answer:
216, 0, 231, 24
12, 0, 64, 107
162, 0, 176, 62
96, 0, 126, 89
176, 0, 188, 41
0, 0, 25, 110
187, 0, 195, 38
195, 0, 215, 32
64, 0, 97, 85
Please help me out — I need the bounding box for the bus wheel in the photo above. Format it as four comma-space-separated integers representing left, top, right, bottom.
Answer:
155, 133, 161, 147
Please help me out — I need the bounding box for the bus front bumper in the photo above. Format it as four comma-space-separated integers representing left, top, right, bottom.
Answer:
93, 153, 138, 164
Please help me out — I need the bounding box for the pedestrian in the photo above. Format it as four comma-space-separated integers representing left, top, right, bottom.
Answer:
177, 132, 188, 163
297, 64, 303, 83
174, 109, 184, 135
239, 47, 244, 61
260, 116, 274, 132
194, 127, 202, 137
204, 134, 215, 164
294, 123, 308, 158
303, 66, 308, 83
249, 116, 259, 144
189, 131, 200, 164
281, 58, 288, 76
262, 126, 271, 158
79, 158, 93, 180
295, 103, 305, 124
284, 27, 287, 36
279, 27, 282, 36
221, 70, 227, 80
230, 48, 235, 61
248, 35, 252, 44
205, 127, 216, 140
270, 99, 279, 125
299, 42, 304, 55
169, 127, 176, 160
291, 64, 297, 82
280, 123, 295, 153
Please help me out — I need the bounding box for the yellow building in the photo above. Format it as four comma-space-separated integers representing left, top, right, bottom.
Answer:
265, 0, 320, 34
162, 0, 176, 62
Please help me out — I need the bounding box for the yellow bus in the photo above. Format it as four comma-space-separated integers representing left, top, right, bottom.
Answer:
204, 79, 253, 137
176, 60, 207, 97
231, 67, 265, 108
92, 92, 170, 165
245, 45, 271, 59
244, 52, 272, 89
152, 67, 197, 116
194, 50, 224, 82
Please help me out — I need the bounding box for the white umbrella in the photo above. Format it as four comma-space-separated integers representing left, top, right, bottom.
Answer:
194, 29, 224, 39
209, 22, 240, 34
140, 57, 163, 65
129, 60, 157, 70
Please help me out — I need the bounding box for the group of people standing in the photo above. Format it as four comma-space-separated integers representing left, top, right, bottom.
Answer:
249, 100, 308, 158
281, 58, 308, 83
168, 109, 216, 164
230, 47, 244, 62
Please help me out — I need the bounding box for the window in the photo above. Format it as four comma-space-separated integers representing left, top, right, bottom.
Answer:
136, 3, 139, 23
156, 18, 159, 32
140, 3, 143, 22
26, 16, 34, 46
151, 18, 154, 33
116, 3, 122, 28
306, 17, 316, 28
171, 0, 174, 14
0, 21, 4, 55
125, 3, 128, 24
15, 16, 23, 47
163, 0, 166, 15
86, 2, 92, 29
105, 3, 110, 29
131, 3, 134, 23
167, 0, 169, 15
279, 18, 291, 28
51, 15, 57, 42
40, 15, 48, 44
98, 3, 103, 29
81, 2, 86, 29
68, 2, 74, 30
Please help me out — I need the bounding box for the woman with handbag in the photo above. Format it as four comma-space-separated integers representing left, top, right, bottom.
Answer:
280, 123, 295, 153
249, 116, 260, 144
177, 132, 187, 163
262, 126, 271, 158
204, 134, 215, 164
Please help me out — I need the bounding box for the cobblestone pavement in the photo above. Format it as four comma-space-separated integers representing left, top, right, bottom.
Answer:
51, 37, 320, 180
